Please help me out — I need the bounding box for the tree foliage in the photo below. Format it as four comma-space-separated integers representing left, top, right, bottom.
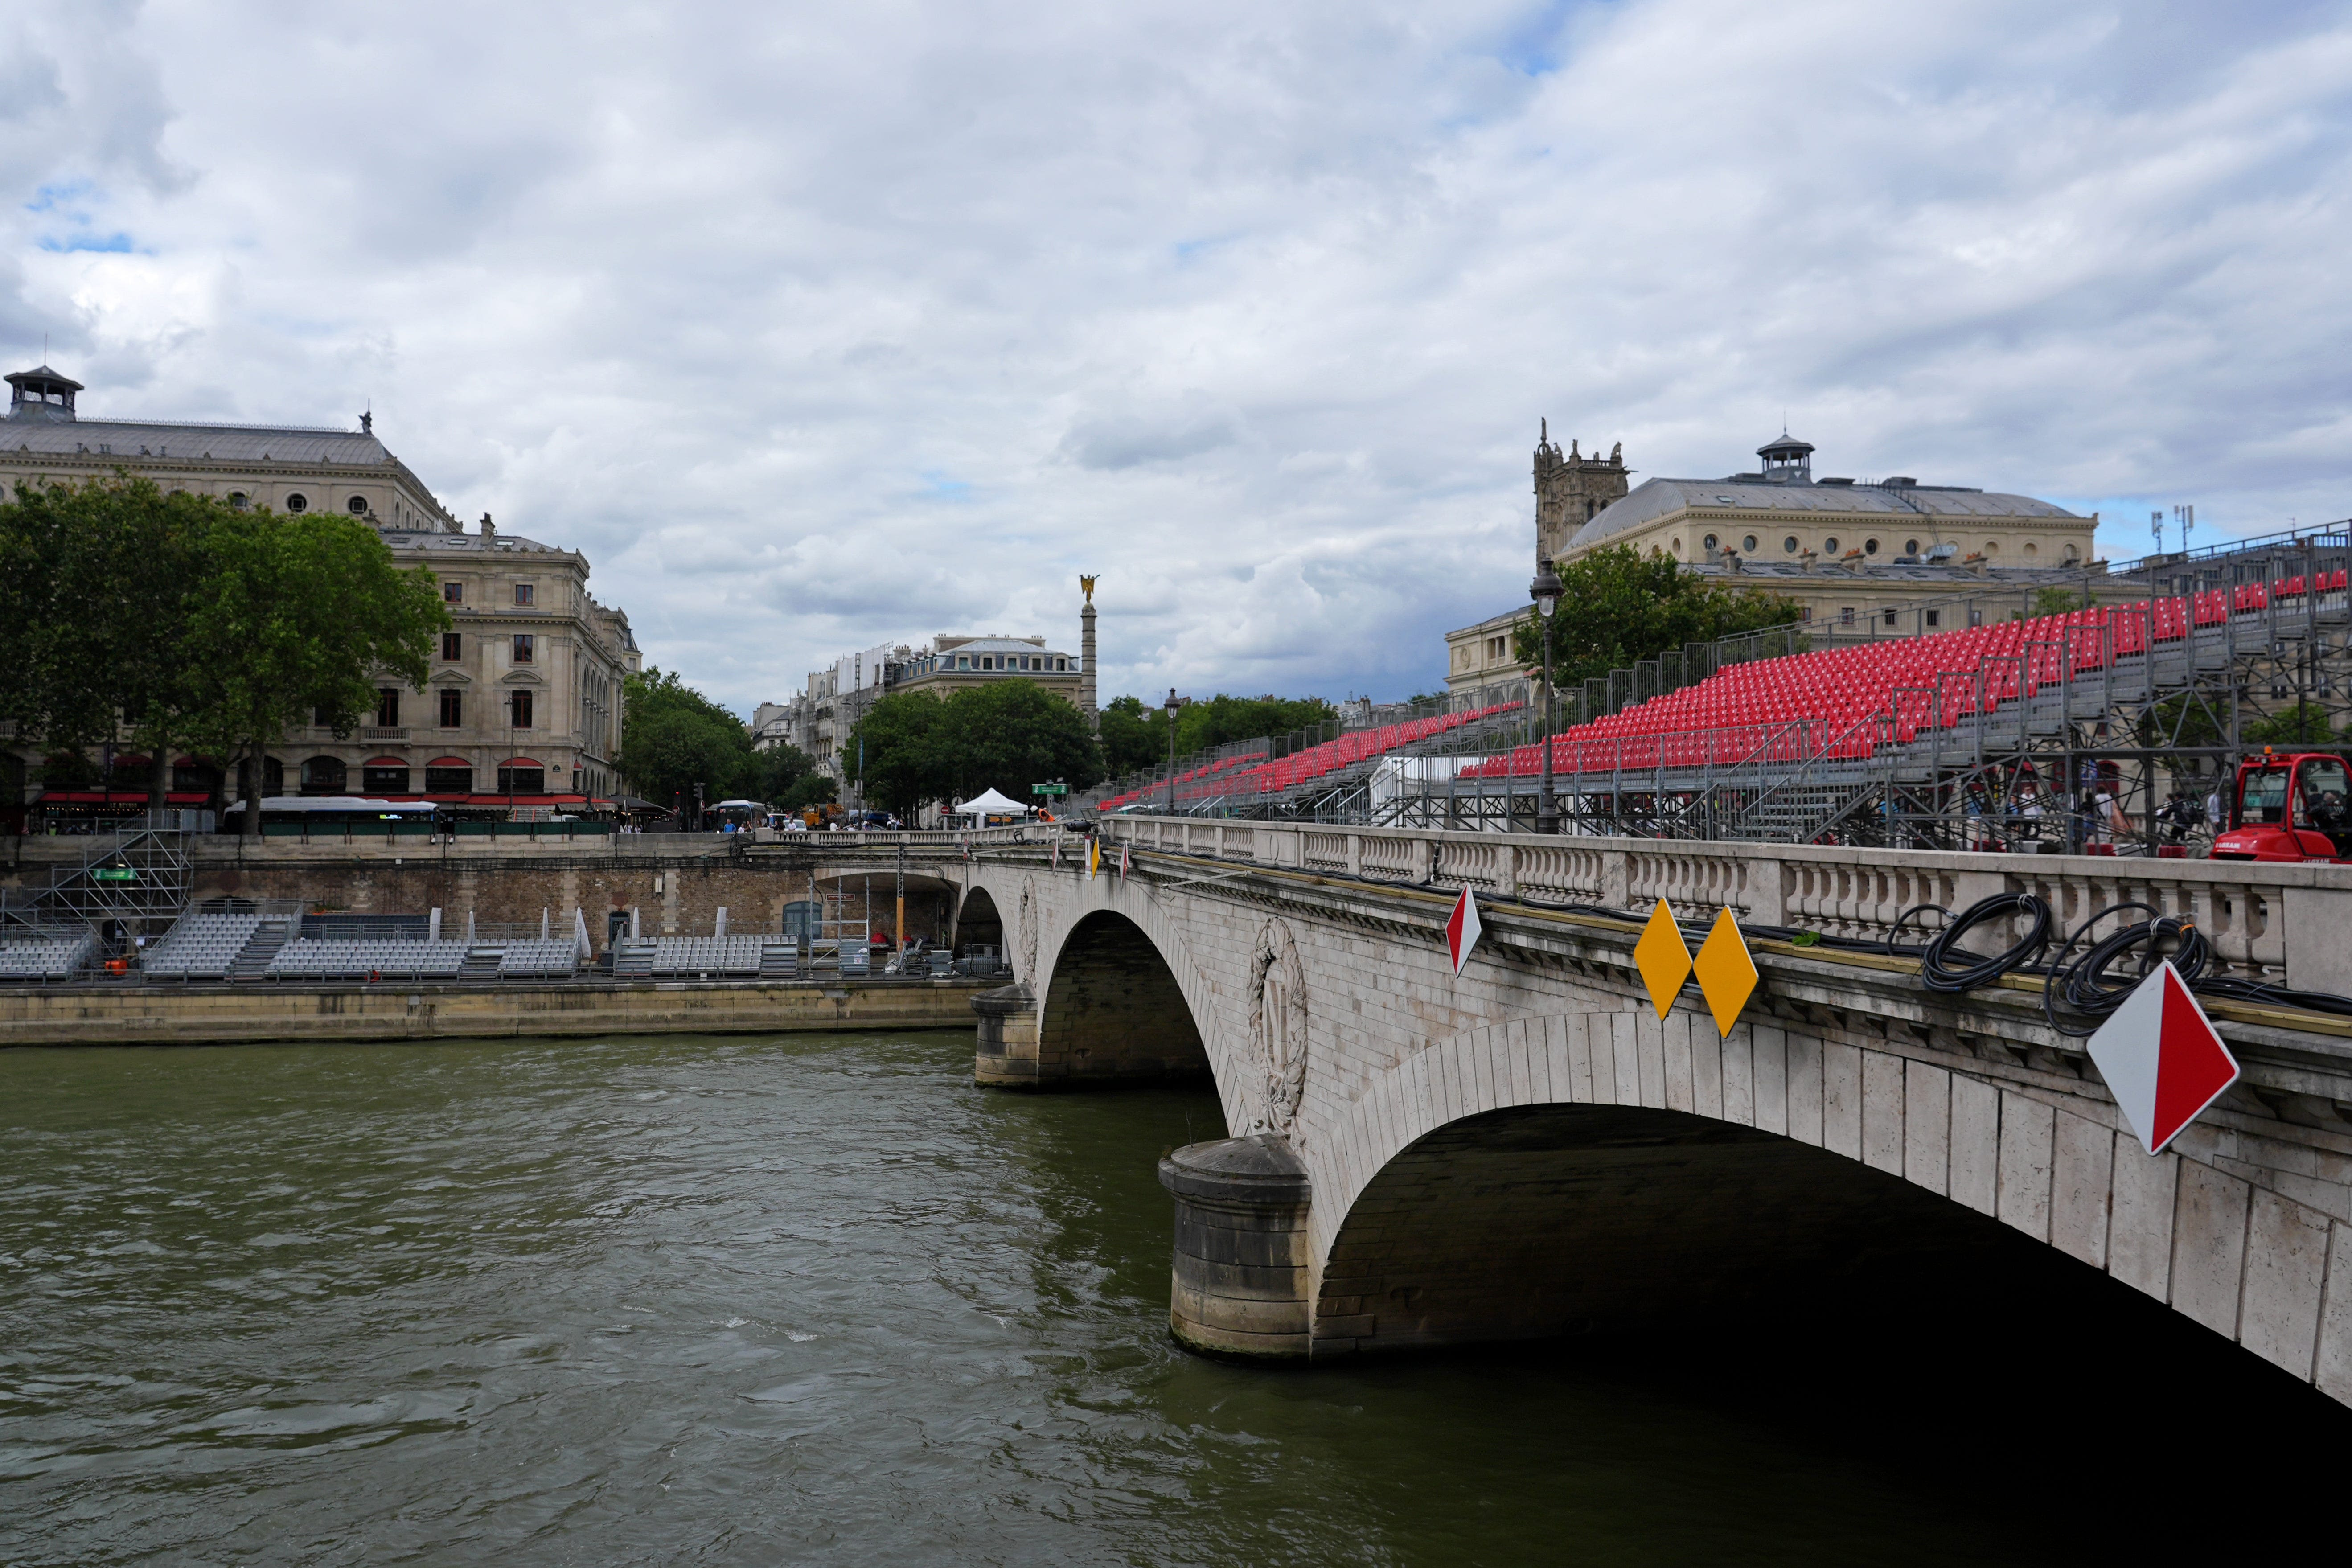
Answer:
0, 474, 448, 829
617, 668, 759, 809
846, 680, 1103, 817
1512, 544, 1806, 692
1099, 691, 1337, 777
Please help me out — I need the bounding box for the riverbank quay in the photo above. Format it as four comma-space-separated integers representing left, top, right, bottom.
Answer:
0, 975, 992, 1048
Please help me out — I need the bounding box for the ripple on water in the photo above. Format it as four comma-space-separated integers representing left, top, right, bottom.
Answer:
0, 1030, 2335, 1566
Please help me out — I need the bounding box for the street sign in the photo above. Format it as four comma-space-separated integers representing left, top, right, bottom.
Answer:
1634, 899, 1691, 1019
2086, 961, 2240, 1156
1031, 781, 1068, 796
93, 867, 138, 883
1691, 908, 1759, 1038
1446, 886, 1482, 977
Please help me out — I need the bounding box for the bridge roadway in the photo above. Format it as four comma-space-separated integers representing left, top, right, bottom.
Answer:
864, 816, 2352, 1407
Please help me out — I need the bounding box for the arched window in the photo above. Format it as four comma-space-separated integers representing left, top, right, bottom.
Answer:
1741, 534, 1758, 552
1823, 536, 1839, 554
227, 491, 250, 511
1864, 538, 1879, 555
300, 756, 347, 796
285, 493, 308, 513
347, 495, 369, 515
1904, 538, 1920, 556
1783, 535, 1799, 554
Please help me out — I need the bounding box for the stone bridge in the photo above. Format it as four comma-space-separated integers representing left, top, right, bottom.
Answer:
919, 816, 2352, 1408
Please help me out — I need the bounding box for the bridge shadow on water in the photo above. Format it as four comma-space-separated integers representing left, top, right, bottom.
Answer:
994, 1081, 2342, 1566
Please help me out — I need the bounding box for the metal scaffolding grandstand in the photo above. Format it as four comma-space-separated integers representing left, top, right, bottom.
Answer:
1375, 522, 2352, 850
0, 814, 197, 935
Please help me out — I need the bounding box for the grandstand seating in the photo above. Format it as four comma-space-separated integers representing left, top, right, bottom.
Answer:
1101, 701, 1522, 811
264, 940, 470, 981
0, 928, 99, 981
1466, 575, 2352, 780
495, 940, 582, 979
142, 911, 266, 981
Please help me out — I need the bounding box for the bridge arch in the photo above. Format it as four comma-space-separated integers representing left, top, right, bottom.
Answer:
1297, 1008, 2343, 1383
952, 885, 1003, 956
1028, 910, 1213, 1085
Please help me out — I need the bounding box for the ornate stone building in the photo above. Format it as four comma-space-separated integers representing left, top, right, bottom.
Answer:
1, 363, 639, 814
1445, 425, 2129, 696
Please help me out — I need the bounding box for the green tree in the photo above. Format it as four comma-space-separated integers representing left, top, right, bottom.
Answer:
2242, 701, 2346, 749
780, 773, 838, 812
846, 680, 1104, 817
616, 668, 757, 813
180, 508, 448, 834
747, 742, 818, 805
2012, 584, 2094, 620
0, 475, 216, 805
1513, 544, 1806, 692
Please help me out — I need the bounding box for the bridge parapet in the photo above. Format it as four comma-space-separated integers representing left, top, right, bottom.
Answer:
1096, 816, 2352, 993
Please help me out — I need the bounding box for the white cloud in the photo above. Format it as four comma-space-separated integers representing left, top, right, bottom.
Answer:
5, 0, 2350, 714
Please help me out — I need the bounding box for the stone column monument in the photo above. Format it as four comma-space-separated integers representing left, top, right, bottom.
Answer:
1079, 575, 1099, 730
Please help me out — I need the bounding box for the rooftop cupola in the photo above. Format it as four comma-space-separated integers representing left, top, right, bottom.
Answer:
5, 364, 82, 423
1756, 432, 1814, 484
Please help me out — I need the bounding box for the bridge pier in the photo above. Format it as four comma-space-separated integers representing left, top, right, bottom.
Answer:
1158, 1137, 1314, 1359
971, 983, 1039, 1088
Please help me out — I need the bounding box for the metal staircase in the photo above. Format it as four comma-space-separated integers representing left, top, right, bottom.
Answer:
0, 819, 196, 934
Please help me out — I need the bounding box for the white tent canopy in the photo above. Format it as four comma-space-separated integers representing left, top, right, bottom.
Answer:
953, 788, 1032, 817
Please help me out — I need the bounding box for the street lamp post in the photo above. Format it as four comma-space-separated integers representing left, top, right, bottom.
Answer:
1164, 688, 1181, 815
1529, 557, 1563, 835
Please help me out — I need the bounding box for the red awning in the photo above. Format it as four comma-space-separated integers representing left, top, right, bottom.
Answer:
498, 757, 543, 768
363, 756, 408, 768
426, 756, 469, 768
459, 793, 587, 806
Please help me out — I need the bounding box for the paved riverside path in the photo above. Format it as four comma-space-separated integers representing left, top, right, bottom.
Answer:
927, 817, 2352, 1403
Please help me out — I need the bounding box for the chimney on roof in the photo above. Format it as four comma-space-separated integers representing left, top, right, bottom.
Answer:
480, 513, 495, 539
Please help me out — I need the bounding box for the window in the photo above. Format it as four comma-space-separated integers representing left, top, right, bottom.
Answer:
228, 491, 249, 511
300, 756, 346, 795
1058, 658, 1067, 671
444, 581, 463, 603
514, 583, 534, 607
1883, 609, 1898, 628
1702, 533, 1719, 552
1823, 536, 1839, 554
347, 495, 369, 515
1741, 535, 1758, 552
375, 689, 401, 727
285, 493, 308, 513
362, 764, 410, 793
1839, 607, 1856, 626
1905, 538, 1920, 555
1864, 538, 1880, 555
497, 763, 544, 794
425, 763, 472, 794
512, 634, 534, 662
441, 632, 462, 661
510, 690, 533, 729
2063, 543, 2080, 564
1783, 535, 1798, 554
439, 689, 463, 728
1926, 609, 1941, 628
313, 705, 335, 727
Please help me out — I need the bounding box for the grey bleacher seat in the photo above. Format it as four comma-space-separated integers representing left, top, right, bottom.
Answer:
0, 929, 98, 981
263, 938, 472, 981
143, 911, 264, 982
497, 940, 579, 978
646, 936, 764, 977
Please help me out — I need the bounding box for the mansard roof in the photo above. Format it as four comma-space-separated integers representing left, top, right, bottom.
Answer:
1568, 475, 2081, 550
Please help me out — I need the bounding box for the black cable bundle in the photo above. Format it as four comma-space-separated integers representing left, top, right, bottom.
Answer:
2041, 903, 2211, 1037
1919, 892, 2052, 993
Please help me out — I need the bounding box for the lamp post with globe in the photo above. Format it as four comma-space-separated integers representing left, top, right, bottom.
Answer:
1529, 557, 1563, 834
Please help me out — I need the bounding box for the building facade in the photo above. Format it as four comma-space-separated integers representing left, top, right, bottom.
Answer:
1445, 426, 2129, 696
1, 363, 639, 813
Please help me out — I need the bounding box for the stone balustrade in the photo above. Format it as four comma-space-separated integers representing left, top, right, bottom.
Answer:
1094, 815, 2352, 994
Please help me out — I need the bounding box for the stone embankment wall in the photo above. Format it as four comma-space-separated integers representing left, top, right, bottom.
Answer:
0, 977, 987, 1047
1, 838, 966, 946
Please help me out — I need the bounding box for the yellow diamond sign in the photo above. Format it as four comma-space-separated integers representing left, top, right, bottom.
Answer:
1692, 907, 1759, 1038
1634, 899, 1692, 1020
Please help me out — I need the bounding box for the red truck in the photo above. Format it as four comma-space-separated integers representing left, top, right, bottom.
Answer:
2210, 751, 2352, 863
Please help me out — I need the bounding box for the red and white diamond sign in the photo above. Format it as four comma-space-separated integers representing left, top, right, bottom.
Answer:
2085, 961, 2240, 1157
1445, 886, 1482, 978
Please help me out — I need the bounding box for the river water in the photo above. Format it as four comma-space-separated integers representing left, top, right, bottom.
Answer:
0, 1030, 2334, 1565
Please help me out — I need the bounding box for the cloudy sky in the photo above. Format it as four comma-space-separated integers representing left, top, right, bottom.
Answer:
6, 1, 2350, 714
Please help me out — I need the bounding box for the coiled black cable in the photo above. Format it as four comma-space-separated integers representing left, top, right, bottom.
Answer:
1919, 892, 2052, 993
2042, 904, 2212, 1036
